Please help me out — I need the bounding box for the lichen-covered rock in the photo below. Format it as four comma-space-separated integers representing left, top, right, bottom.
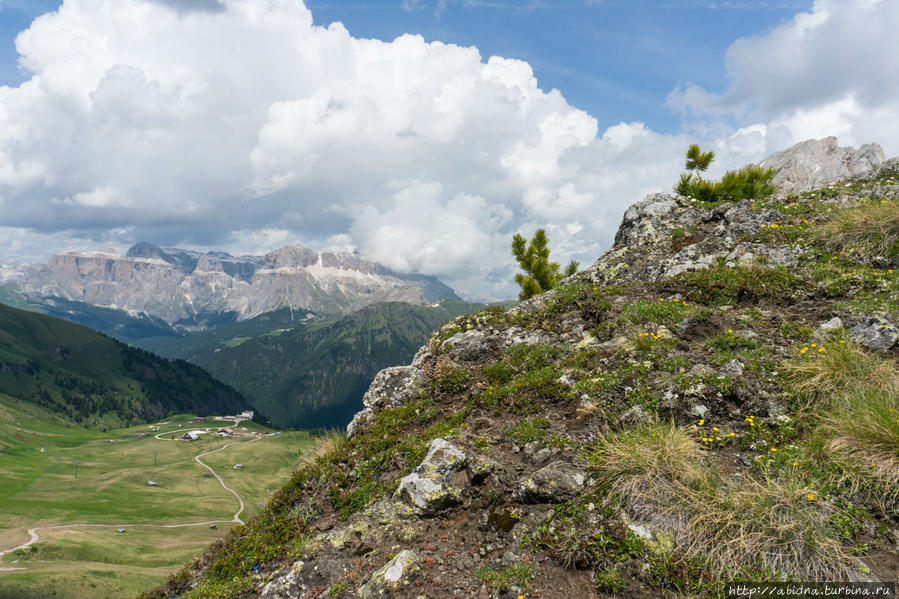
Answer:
467, 453, 498, 484
501, 325, 558, 347
358, 550, 419, 598
395, 438, 468, 514
261, 559, 350, 599
440, 328, 493, 361
395, 471, 464, 514
724, 242, 801, 268
615, 192, 684, 248
347, 366, 423, 437
850, 316, 899, 350
512, 461, 586, 504
758, 136, 884, 195
580, 192, 803, 288
260, 560, 304, 598
395, 439, 497, 514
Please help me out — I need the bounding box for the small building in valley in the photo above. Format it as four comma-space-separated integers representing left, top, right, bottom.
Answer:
180, 431, 200, 441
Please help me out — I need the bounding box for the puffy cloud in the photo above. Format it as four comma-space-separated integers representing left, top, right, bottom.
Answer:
0, 0, 696, 298
670, 0, 899, 156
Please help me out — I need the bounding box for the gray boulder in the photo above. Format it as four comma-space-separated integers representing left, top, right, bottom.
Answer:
850, 317, 899, 350
347, 366, 423, 438
819, 317, 844, 333
440, 328, 492, 361
512, 461, 586, 504
758, 137, 884, 195
722, 359, 745, 377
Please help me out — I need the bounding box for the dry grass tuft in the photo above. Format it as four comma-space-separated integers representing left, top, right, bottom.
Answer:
814, 198, 899, 257
784, 341, 898, 407
589, 422, 851, 580
785, 341, 899, 503
817, 391, 899, 504
302, 429, 348, 466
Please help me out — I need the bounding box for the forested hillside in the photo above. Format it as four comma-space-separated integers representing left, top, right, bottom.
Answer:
0, 303, 248, 427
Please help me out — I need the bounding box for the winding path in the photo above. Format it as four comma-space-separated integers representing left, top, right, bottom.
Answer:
193, 437, 259, 524
0, 436, 259, 560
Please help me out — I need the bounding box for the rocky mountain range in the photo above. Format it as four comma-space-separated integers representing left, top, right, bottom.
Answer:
7, 243, 458, 330
143, 138, 899, 598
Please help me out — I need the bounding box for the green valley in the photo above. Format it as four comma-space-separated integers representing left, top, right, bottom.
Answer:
0, 396, 319, 599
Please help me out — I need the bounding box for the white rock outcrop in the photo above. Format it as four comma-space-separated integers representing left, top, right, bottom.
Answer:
759, 137, 884, 195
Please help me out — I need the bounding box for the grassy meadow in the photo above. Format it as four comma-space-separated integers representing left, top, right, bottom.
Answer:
0, 394, 321, 598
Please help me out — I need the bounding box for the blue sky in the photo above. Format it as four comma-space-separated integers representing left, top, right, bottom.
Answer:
0, 0, 808, 132
0, 0, 896, 298
309, 0, 810, 133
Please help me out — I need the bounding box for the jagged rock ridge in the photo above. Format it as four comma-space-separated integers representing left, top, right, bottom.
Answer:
11, 243, 458, 328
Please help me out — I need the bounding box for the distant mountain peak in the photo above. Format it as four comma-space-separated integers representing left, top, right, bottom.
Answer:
11, 243, 459, 328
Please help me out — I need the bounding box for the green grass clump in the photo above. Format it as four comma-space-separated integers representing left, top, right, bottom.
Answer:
544, 282, 613, 317
512, 366, 573, 406
594, 567, 627, 593
505, 417, 551, 446
482, 361, 517, 385
785, 341, 897, 406
820, 390, 899, 499
477, 561, 535, 593
785, 341, 899, 504
705, 330, 760, 352
432, 366, 471, 393
674, 265, 805, 306
507, 343, 566, 370
617, 297, 692, 325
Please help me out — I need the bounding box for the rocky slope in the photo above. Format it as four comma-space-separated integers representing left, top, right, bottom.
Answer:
142, 140, 899, 599
10, 243, 458, 330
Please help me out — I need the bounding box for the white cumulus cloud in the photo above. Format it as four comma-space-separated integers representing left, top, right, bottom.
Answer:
669, 0, 899, 157
0, 0, 697, 297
